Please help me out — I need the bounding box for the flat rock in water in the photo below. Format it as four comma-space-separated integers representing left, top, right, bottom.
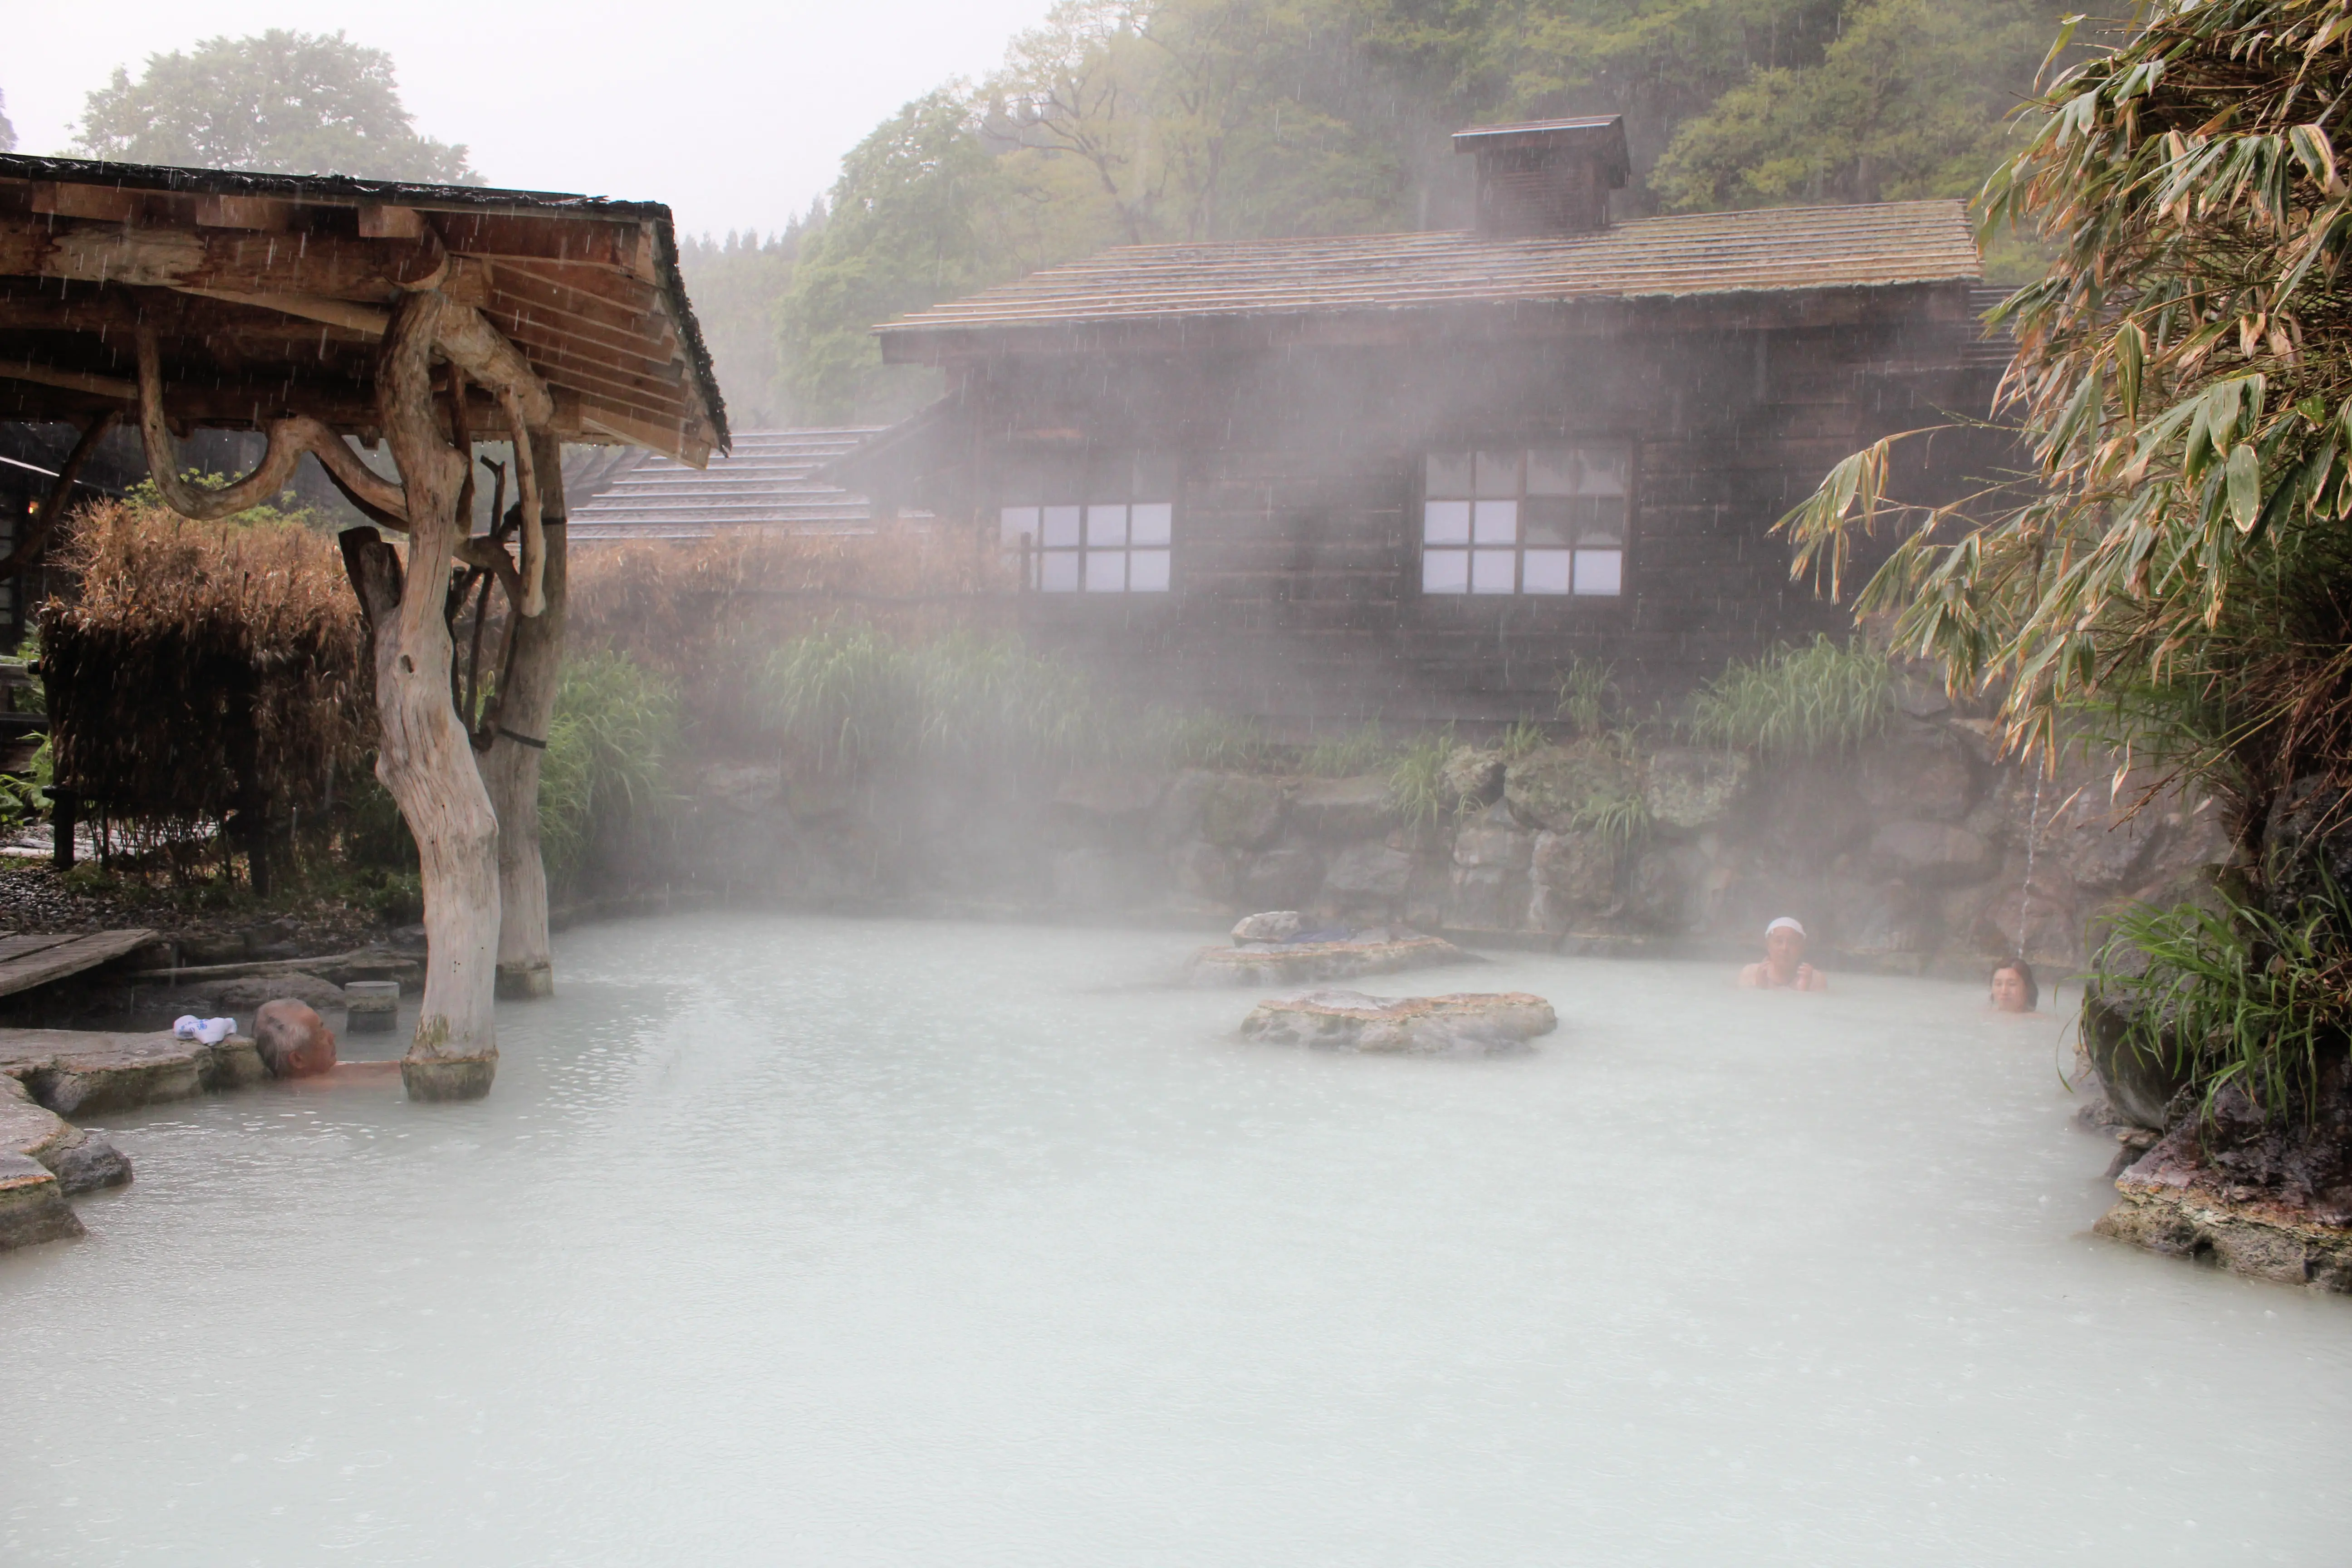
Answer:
1187, 931, 1475, 988
2098, 1136, 2352, 1292
0, 1028, 264, 1117
1241, 989, 1557, 1057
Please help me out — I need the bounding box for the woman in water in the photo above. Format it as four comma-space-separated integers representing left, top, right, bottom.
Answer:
1739, 916, 1828, 991
1989, 958, 2038, 1015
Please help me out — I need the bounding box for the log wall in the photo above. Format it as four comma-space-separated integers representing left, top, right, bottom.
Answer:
922, 283, 2006, 728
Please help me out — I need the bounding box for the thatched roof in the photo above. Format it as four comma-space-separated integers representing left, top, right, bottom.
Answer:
0, 154, 728, 465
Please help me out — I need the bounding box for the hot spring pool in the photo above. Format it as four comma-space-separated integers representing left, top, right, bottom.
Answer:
5, 913, 2349, 1564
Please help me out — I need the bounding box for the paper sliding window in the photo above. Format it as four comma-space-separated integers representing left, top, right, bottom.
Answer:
1421, 443, 1628, 597
999, 451, 1175, 593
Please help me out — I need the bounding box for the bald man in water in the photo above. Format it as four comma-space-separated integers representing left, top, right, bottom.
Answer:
1739, 916, 1828, 991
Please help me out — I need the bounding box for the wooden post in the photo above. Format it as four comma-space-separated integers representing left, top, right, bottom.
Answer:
372, 291, 503, 1101
482, 428, 567, 1000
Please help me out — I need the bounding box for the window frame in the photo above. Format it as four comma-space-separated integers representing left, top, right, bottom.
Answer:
997, 449, 1178, 598
1411, 439, 1637, 606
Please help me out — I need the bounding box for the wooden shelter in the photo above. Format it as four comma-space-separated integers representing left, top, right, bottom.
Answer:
839, 117, 2007, 725
0, 153, 727, 1099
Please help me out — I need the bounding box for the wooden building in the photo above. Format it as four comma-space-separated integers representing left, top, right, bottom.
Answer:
841, 117, 2004, 726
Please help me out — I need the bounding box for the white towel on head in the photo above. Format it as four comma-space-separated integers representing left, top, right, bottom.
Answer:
1765, 916, 1806, 939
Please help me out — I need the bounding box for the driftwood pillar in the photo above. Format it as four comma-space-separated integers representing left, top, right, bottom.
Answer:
373, 292, 503, 1100
482, 428, 567, 999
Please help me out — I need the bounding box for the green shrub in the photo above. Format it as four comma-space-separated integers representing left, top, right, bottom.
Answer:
2094, 879, 2352, 1125
540, 650, 681, 879
1496, 717, 1549, 760
1684, 636, 1896, 756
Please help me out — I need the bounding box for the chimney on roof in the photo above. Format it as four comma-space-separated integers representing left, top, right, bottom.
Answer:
1452, 117, 1630, 238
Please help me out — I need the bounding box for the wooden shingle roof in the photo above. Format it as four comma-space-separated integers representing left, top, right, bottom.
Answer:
880, 199, 1978, 346
568, 428, 880, 540
0, 153, 727, 465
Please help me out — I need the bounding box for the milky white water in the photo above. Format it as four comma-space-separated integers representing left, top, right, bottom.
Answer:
5, 912, 2350, 1565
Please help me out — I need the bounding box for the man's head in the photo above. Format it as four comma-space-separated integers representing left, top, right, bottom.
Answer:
255, 999, 338, 1078
1764, 916, 1807, 968
1990, 959, 2038, 1013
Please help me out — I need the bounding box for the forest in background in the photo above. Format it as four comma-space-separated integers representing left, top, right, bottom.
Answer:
689, 0, 2072, 426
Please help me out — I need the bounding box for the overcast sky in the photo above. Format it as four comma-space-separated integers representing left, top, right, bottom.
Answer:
6, 0, 1054, 239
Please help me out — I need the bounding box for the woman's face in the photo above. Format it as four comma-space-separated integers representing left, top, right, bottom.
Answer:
1990, 967, 2032, 1013
1765, 928, 1805, 968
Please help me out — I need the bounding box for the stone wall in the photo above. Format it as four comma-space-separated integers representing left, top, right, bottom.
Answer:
649, 700, 2233, 973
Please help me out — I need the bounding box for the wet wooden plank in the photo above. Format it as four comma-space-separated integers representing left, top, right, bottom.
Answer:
0, 934, 78, 965
0, 929, 157, 998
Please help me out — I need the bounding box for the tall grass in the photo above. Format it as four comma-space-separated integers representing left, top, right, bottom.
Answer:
539, 651, 681, 880
756, 627, 1126, 779
1299, 722, 1391, 778
2093, 878, 2352, 1126
1554, 657, 1617, 737
1387, 729, 1464, 830
1684, 636, 1896, 756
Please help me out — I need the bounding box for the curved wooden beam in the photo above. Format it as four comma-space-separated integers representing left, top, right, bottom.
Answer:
132, 328, 411, 524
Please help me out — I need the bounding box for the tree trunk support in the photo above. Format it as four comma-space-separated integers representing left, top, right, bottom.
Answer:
483, 428, 566, 1000
370, 292, 504, 1101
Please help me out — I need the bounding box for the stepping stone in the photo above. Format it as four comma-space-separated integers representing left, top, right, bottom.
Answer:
1188, 932, 1475, 988
1241, 989, 1558, 1057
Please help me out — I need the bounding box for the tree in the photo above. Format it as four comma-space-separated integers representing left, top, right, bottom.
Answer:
1780, 0, 2352, 907
73, 30, 479, 183
777, 92, 1024, 421
1649, 0, 2063, 210
679, 209, 824, 429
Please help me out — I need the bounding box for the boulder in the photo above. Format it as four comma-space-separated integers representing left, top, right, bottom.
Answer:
1642, 748, 1749, 834
254, 1000, 338, 1079
1857, 728, 1977, 822
1170, 840, 1236, 903
1288, 775, 1396, 840
1503, 742, 1636, 833
699, 760, 784, 815
2098, 1132, 2352, 1292
1240, 989, 1557, 1057
1323, 842, 1417, 905
2081, 992, 2190, 1131
1198, 774, 1288, 850
1625, 843, 1710, 934
208, 972, 349, 1014
1053, 769, 1164, 820
1238, 846, 1324, 910
1439, 746, 1508, 809
0, 1152, 81, 1250
1187, 932, 1475, 988
1232, 910, 1303, 943
1530, 829, 1614, 915
1, 1074, 131, 1195
1453, 804, 1534, 869
1869, 820, 1998, 884
1050, 847, 1156, 911
1152, 769, 1220, 848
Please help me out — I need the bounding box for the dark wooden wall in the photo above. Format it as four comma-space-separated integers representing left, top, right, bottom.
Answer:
916, 283, 2005, 730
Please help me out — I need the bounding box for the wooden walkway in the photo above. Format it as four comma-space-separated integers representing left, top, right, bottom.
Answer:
0, 930, 158, 998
